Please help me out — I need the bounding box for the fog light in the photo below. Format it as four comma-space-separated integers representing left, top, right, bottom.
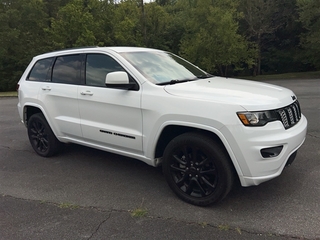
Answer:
260, 146, 283, 158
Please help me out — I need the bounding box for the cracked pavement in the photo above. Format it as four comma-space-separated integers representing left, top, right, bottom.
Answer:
0, 195, 291, 240
0, 79, 319, 239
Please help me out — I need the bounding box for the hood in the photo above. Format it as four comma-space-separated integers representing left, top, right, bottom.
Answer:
164, 77, 296, 111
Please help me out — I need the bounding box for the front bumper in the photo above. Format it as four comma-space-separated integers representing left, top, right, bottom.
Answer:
222, 114, 307, 186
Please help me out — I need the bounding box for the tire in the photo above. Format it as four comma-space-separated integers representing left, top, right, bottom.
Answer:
162, 132, 234, 206
27, 113, 61, 157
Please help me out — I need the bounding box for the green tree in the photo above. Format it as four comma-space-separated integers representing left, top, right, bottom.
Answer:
47, 0, 97, 49
144, 2, 171, 49
260, 0, 308, 74
90, 0, 115, 46
239, 0, 291, 76
297, 0, 320, 69
107, 0, 142, 46
0, 0, 48, 91
43, 0, 72, 19
179, 0, 254, 76
159, 1, 189, 54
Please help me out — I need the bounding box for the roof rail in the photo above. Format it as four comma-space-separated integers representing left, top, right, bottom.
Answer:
47, 46, 100, 54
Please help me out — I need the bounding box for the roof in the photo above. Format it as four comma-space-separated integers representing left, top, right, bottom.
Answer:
34, 46, 162, 59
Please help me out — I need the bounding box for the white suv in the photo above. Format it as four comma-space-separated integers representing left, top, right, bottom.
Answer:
17, 47, 307, 206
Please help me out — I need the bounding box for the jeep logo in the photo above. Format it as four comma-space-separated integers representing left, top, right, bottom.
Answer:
292, 95, 296, 101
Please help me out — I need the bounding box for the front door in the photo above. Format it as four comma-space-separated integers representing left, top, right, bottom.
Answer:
78, 53, 143, 153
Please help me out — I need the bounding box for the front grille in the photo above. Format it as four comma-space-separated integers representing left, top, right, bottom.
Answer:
276, 101, 301, 129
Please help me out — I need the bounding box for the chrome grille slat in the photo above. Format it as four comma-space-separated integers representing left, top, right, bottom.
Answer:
287, 108, 294, 124
292, 104, 299, 120
276, 101, 301, 130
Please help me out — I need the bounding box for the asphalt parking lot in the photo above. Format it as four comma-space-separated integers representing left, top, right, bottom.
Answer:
0, 79, 319, 239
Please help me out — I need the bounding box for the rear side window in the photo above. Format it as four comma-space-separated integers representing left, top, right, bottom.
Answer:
86, 54, 124, 87
28, 58, 53, 81
52, 55, 82, 84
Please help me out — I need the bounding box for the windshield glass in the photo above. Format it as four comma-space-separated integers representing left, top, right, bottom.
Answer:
119, 51, 208, 84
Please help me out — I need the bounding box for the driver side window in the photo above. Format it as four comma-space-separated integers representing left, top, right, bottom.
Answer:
85, 54, 124, 87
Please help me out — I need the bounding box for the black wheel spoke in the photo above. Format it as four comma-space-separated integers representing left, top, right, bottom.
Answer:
170, 164, 186, 173
200, 176, 216, 190
42, 139, 49, 149
185, 181, 194, 195
194, 178, 207, 196
30, 134, 38, 140
172, 154, 186, 165
181, 146, 191, 163
198, 156, 210, 166
176, 174, 188, 188
36, 139, 42, 150
30, 127, 37, 135
200, 168, 216, 175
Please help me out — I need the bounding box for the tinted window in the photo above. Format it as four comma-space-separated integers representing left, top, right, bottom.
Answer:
28, 58, 53, 81
86, 54, 124, 87
52, 55, 82, 84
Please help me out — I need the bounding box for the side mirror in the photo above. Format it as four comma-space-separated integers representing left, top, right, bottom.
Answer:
105, 71, 136, 90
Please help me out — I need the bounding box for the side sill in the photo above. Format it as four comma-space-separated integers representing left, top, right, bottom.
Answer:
58, 136, 157, 167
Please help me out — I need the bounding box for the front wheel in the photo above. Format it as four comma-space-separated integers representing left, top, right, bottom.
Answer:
162, 132, 234, 206
27, 113, 61, 157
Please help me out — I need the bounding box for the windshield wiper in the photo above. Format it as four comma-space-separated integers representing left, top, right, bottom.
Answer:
157, 79, 196, 86
157, 75, 212, 86
196, 74, 214, 79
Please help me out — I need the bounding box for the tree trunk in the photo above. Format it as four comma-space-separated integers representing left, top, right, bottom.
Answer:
256, 33, 261, 76
218, 65, 224, 76
141, 0, 147, 46
252, 33, 262, 77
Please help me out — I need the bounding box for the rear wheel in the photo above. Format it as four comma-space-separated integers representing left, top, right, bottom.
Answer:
27, 113, 61, 157
162, 132, 234, 206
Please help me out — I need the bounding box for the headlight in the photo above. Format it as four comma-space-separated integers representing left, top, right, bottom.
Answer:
237, 110, 278, 126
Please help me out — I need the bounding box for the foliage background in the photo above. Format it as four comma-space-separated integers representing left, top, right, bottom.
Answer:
0, 0, 319, 91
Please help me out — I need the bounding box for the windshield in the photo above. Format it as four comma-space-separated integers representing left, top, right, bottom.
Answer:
119, 51, 209, 84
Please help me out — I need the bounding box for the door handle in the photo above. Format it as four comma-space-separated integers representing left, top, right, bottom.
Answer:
80, 91, 93, 96
41, 86, 51, 91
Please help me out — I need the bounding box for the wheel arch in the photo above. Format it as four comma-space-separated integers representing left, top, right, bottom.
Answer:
154, 125, 223, 158
23, 104, 44, 127
154, 124, 243, 183
22, 104, 59, 139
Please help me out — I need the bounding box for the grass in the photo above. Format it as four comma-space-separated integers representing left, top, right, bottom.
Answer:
199, 222, 208, 228
58, 202, 80, 210
218, 224, 230, 231
0, 91, 17, 97
235, 227, 242, 235
218, 224, 242, 235
130, 208, 148, 217
130, 198, 148, 218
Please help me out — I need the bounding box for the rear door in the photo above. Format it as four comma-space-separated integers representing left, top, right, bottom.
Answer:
78, 53, 143, 153
37, 54, 83, 138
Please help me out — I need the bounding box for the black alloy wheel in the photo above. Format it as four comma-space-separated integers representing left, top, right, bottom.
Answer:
162, 132, 234, 206
27, 113, 60, 157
